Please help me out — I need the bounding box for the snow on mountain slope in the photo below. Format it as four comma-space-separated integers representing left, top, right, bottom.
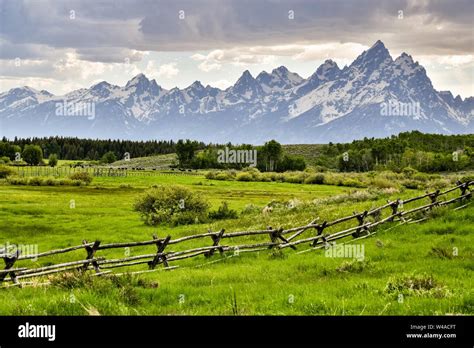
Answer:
257, 66, 304, 93
1, 40, 472, 143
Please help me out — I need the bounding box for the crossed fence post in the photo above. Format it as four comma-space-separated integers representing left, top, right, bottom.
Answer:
0, 248, 21, 285
148, 235, 171, 269
81, 240, 101, 273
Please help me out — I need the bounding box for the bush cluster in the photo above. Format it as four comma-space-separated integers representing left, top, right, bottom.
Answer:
7, 176, 84, 186
0, 165, 15, 178
69, 171, 93, 184
204, 168, 453, 191
208, 201, 238, 220
6, 172, 93, 186
134, 186, 242, 226
133, 185, 210, 226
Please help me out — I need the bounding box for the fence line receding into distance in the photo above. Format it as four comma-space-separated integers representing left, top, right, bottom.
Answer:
14, 166, 200, 178
0, 180, 471, 287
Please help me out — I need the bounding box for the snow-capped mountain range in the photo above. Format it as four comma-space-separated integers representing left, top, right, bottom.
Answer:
1, 40, 473, 143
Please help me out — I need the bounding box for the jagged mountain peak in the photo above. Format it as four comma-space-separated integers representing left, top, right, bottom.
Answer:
294, 59, 341, 96
350, 40, 393, 70
0, 86, 53, 110
7, 86, 39, 95
315, 59, 341, 79
1, 40, 472, 143
224, 70, 264, 102
128, 72, 147, 81
272, 66, 289, 75
186, 80, 205, 90
91, 81, 113, 90
125, 73, 150, 88
124, 73, 163, 97
322, 59, 338, 68
371, 39, 386, 49
183, 81, 209, 100
39, 90, 54, 97
169, 87, 181, 94
256, 70, 271, 80
256, 66, 304, 92
440, 90, 454, 99
393, 52, 427, 79
231, 70, 260, 90
395, 52, 416, 64
236, 70, 255, 83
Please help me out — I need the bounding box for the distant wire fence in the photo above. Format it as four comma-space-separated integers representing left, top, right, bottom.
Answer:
14, 166, 201, 178
1, 180, 471, 288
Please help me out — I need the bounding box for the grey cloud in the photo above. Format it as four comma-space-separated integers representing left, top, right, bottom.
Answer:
76, 47, 144, 63
0, 0, 472, 62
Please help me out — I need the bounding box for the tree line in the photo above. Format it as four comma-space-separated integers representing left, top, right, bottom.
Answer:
1, 131, 473, 172
0, 136, 199, 161
331, 131, 474, 172
175, 139, 306, 172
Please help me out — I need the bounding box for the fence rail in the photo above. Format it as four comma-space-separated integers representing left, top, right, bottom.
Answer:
1, 180, 471, 287
14, 166, 201, 178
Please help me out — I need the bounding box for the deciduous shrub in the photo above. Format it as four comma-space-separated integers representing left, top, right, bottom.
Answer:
22, 145, 43, 165
402, 166, 417, 178
236, 172, 253, 181
342, 178, 366, 188
28, 177, 42, 186
42, 177, 57, 186
48, 154, 58, 167
215, 172, 232, 180
69, 171, 93, 184
283, 172, 306, 184
133, 185, 210, 226
401, 179, 420, 190
0, 156, 11, 164
304, 173, 325, 185
371, 178, 396, 189
242, 167, 261, 180
204, 171, 216, 180
7, 177, 28, 185
7, 176, 84, 186
208, 201, 238, 220
0, 165, 14, 178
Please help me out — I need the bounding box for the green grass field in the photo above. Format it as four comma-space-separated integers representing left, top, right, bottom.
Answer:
0, 172, 472, 315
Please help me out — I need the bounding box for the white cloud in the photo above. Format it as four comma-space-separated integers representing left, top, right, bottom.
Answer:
191, 50, 224, 72
142, 61, 180, 80
209, 79, 232, 89
290, 43, 369, 63
191, 47, 280, 72
190, 43, 368, 73
156, 62, 179, 79
434, 55, 473, 67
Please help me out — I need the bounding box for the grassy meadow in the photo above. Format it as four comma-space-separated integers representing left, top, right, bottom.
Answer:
0, 170, 473, 315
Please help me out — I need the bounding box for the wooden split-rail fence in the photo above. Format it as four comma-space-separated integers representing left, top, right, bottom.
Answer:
15, 166, 200, 178
1, 180, 471, 288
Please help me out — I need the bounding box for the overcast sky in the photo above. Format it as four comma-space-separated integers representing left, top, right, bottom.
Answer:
0, 0, 473, 98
